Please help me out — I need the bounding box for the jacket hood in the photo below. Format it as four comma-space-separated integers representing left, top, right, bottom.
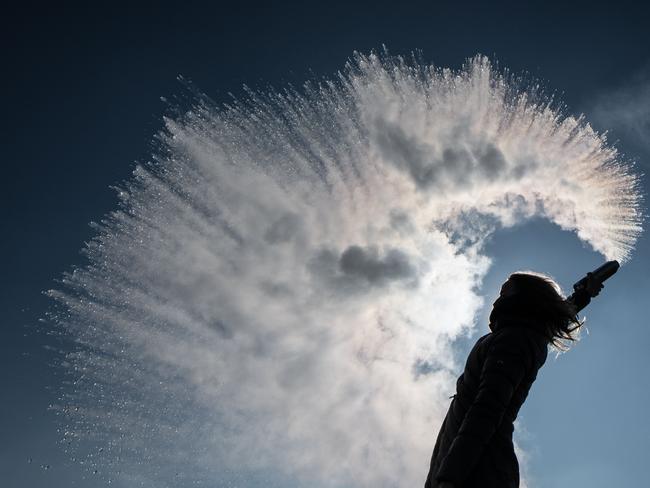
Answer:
488, 295, 548, 333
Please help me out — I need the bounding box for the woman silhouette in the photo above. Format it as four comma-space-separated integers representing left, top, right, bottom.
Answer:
424, 271, 602, 488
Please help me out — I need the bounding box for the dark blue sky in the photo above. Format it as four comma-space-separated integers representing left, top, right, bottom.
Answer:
2, 2, 649, 487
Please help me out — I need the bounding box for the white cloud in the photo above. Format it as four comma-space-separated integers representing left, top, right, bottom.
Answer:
47, 52, 642, 487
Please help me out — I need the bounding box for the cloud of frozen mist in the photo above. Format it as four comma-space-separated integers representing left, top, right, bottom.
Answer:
46, 52, 642, 487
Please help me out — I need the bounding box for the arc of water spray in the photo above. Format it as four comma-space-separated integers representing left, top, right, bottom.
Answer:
46, 51, 643, 487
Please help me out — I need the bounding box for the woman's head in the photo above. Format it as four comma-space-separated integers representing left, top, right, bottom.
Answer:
489, 271, 583, 350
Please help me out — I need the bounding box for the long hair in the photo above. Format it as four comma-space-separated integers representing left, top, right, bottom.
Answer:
500, 271, 584, 351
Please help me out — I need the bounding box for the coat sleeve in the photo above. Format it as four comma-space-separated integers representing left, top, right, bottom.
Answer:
569, 288, 591, 313
434, 328, 540, 485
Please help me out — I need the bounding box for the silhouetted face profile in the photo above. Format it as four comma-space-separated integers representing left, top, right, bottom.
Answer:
499, 279, 517, 298
489, 273, 564, 328
489, 271, 585, 348
489, 277, 520, 327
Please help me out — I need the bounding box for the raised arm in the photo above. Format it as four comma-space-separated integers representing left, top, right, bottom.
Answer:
566, 272, 604, 313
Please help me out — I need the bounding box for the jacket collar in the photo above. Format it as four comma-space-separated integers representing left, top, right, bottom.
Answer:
489, 314, 544, 333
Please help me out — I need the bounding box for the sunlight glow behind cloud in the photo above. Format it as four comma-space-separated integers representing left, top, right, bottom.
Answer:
46, 52, 642, 487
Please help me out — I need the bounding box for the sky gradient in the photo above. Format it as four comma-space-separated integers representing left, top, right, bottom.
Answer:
2, 2, 649, 487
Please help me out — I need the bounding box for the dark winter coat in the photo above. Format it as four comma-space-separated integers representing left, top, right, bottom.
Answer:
424, 291, 590, 488
424, 320, 547, 488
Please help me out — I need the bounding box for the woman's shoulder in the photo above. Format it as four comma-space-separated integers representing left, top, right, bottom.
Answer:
487, 325, 548, 362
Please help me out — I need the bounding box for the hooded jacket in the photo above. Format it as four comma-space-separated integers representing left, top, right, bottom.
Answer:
424, 291, 590, 488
